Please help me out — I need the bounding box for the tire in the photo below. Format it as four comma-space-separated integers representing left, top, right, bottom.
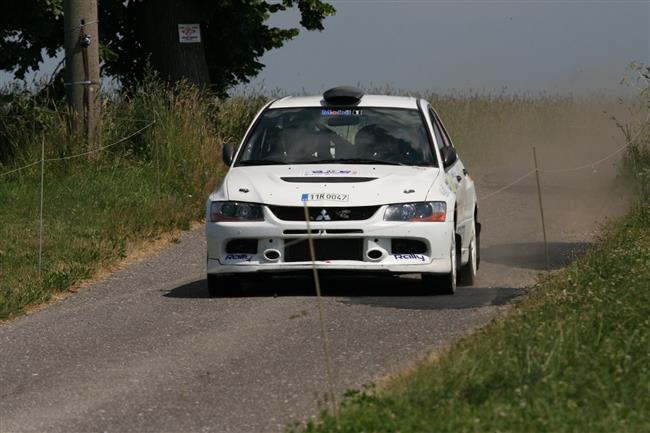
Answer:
475, 221, 481, 269
207, 274, 241, 297
422, 233, 457, 295
459, 235, 477, 286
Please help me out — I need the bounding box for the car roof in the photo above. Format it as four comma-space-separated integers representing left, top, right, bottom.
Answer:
269, 94, 420, 110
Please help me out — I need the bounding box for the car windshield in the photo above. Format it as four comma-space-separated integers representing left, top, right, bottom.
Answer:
236, 107, 436, 167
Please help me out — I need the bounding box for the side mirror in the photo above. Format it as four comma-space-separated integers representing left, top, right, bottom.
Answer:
441, 146, 457, 168
222, 143, 235, 166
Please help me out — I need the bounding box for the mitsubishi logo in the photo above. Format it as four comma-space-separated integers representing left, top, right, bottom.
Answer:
315, 209, 331, 221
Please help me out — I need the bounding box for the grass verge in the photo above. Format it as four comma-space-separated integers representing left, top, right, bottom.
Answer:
293, 207, 650, 432
0, 162, 203, 319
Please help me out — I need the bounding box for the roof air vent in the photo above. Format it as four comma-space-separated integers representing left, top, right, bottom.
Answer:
322, 86, 364, 106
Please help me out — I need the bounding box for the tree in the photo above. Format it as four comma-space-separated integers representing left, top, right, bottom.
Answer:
0, 0, 335, 95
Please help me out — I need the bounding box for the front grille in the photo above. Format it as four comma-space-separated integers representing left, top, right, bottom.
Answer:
269, 205, 380, 221
284, 238, 363, 262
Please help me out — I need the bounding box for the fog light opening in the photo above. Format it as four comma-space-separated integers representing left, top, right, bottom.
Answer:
263, 249, 281, 262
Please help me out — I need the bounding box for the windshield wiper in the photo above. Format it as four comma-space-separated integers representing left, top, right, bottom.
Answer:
237, 159, 287, 166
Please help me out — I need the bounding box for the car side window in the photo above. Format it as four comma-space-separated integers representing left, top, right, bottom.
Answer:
429, 108, 446, 151
432, 111, 454, 149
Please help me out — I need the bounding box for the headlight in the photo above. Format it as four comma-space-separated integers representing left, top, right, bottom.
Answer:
210, 201, 264, 222
384, 202, 446, 222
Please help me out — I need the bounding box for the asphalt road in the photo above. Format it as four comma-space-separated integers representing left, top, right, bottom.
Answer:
0, 164, 628, 433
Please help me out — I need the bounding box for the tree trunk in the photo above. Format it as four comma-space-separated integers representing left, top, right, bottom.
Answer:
140, 0, 210, 87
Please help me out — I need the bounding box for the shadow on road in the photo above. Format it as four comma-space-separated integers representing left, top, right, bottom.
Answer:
341, 286, 525, 310
163, 240, 587, 308
164, 275, 526, 310
482, 241, 590, 270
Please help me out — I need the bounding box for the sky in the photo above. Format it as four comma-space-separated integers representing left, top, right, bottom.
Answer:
247, 0, 650, 95
2, 0, 649, 95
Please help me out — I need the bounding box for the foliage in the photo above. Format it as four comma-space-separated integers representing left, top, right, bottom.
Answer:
0, 0, 63, 79
0, 0, 335, 95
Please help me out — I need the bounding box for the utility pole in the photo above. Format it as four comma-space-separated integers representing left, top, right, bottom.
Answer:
64, 0, 100, 148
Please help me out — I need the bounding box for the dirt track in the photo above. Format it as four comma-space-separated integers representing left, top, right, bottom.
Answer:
0, 139, 631, 432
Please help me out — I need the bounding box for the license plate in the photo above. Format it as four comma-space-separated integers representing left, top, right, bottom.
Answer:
301, 193, 349, 202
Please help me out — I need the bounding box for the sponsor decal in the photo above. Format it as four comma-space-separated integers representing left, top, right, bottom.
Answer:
301, 193, 349, 202
446, 174, 457, 193
321, 109, 362, 116
438, 182, 451, 197
303, 169, 358, 177
393, 253, 426, 262
223, 254, 252, 262
335, 209, 351, 219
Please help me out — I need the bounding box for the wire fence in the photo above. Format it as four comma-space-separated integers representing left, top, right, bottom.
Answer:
476, 112, 650, 201
1, 120, 157, 288
0, 120, 155, 178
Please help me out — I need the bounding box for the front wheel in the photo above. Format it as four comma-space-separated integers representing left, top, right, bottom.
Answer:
459, 236, 477, 286
422, 233, 456, 295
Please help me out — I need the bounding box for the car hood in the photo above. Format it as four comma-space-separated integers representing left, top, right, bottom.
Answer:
223, 165, 441, 206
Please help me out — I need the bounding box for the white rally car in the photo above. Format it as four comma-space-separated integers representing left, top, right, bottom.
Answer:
205, 86, 480, 296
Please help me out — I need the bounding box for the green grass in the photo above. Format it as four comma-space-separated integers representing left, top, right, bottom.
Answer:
0, 162, 204, 318
292, 203, 650, 433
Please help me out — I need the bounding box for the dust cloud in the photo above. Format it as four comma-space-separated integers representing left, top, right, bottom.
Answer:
454, 97, 636, 285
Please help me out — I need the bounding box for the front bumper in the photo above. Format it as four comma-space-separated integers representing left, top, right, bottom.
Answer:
206, 207, 454, 275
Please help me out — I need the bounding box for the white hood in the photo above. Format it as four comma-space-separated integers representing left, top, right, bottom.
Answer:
223, 165, 441, 206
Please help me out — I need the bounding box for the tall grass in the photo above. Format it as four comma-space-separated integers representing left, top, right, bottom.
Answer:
1, 81, 624, 176
616, 66, 650, 201
1, 77, 268, 191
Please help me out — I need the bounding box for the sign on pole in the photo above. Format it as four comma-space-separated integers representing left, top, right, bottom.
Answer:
178, 24, 201, 43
